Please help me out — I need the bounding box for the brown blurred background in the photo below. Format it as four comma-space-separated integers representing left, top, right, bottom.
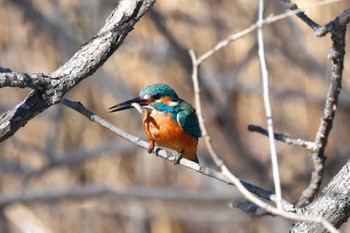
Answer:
0, 0, 349, 232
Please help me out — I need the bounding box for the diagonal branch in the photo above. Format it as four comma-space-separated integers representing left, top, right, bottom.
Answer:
280, 0, 348, 208
296, 24, 346, 207
0, 69, 53, 90
189, 49, 338, 233
248, 125, 316, 150
281, 0, 320, 31
0, 0, 156, 142
316, 8, 350, 36
291, 158, 350, 232
281, 0, 349, 36
61, 98, 275, 202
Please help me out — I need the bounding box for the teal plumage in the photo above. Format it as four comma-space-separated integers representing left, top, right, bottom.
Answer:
140, 84, 201, 138
109, 83, 201, 163
140, 83, 179, 101
176, 100, 202, 137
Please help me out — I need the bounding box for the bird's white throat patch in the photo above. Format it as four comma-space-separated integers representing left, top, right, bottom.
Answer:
143, 105, 157, 115
168, 101, 179, 106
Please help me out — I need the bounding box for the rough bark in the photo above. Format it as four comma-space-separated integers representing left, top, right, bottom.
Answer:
290, 159, 350, 232
0, 0, 156, 142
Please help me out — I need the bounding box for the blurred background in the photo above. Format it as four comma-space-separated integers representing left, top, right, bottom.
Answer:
0, 0, 349, 232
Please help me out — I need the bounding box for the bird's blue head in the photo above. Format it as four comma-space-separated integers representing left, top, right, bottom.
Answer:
109, 84, 180, 112
139, 84, 179, 102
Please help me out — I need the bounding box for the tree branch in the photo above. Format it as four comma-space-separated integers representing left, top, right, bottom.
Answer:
257, 0, 282, 209
281, 0, 320, 31
291, 158, 350, 232
296, 12, 347, 209
189, 49, 338, 233
61, 98, 275, 202
281, 0, 349, 36
0, 0, 156, 142
248, 125, 316, 150
0, 69, 52, 90
316, 8, 350, 36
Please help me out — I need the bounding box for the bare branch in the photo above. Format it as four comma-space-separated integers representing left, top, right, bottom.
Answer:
0, 69, 53, 90
189, 47, 338, 233
61, 98, 275, 202
281, 0, 320, 31
291, 159, 350, 232
188, 2, 344, 230
316, 8, 350, 36
230, 199, 270, 216
0, 0, 156, 142
196, 0, 341, 64
257, 0, 282, 210
248, 125, 316, 150
296, 18, 347, 209
282, 0, 349, 37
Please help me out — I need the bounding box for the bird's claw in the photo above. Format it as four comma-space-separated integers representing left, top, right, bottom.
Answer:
147, 142, 183, 165
147, 141, 155, 154
173, 152, 183, 165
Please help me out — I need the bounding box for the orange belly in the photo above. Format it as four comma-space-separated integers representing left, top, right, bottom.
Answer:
142, 111, 198, 162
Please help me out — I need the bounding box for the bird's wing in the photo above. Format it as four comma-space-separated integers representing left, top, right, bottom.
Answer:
177, 101, 202, 137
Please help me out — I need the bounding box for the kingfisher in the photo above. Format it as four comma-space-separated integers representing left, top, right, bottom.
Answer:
109, 83, 201, 164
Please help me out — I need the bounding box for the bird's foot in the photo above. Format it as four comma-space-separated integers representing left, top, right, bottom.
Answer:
173, 152, 183, 165
147, 141, 155, 154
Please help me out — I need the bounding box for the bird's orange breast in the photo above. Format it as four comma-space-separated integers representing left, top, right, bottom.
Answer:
142, 110, 198, 162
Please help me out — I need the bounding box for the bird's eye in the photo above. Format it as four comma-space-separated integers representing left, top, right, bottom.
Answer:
153, 94, 161, 100
141, 94, 152, 100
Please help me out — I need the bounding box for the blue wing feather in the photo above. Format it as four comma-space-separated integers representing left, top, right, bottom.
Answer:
176, 100, 201, 138
152, 100, 201, 138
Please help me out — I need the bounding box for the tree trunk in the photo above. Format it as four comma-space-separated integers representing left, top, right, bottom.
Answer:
290, 159, 350, 232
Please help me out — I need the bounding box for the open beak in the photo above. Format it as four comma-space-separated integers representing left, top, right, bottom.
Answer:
109, 96, 151, 113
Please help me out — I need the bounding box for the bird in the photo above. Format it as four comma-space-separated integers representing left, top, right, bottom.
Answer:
109, 83, 201, 164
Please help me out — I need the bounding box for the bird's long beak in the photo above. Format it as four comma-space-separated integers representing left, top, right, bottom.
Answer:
109, 96, 151, 113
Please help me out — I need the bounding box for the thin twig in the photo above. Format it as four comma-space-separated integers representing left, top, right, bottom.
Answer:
188, 0, 343, 228
280, 0, 348, 209
248, 125, 316, 150
257, 0, 282, 209
281, 0, 320, 31
281, 0, 348, 36
196, 0, 342, 64
316, 8, 350, 36
189, 50, 338, 233
296, 23, 347, 207
0, 0, 156, 142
